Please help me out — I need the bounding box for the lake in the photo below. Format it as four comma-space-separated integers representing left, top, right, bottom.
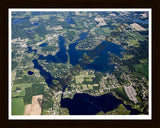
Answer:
39, 43, 48, 47
32, 59, 59, 88
66, 17, 75, 24
38, 32, 124, 73
68, 32, 124, 73
38, 36, 68, 63
60, 93, 141, 115
32, 32, 124, 88
33, 23, 39, 26
133, 19, 149, 24
27, 46, 37, 53
12, 18, 24, 24
28, 71, 34, 75
30, 33, 141, 115
69, 40, 124, 73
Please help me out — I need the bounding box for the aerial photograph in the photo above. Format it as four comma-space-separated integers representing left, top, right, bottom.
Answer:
9, 9, 151, 119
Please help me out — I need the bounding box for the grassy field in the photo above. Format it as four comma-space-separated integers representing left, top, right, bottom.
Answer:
11, 70, 16, 85
96, 111, 106, 115
34, 15, 51, 20
12, 97, 25, 115
27, 52, 34, 58
59, 107, 69, 115
123, 54, 134, 60
82, 84, 88, 90
130, 32, 146, 41
106, 104, 131, 115
12, 83, 32, 97
129, 40, 140, 47
23, 69, 35, 76
139, 59, 148, 64
75, 75, 84, 84
96, 104, 131, 115
94, 28, 106, 36
84, 78, 93, 82
134, 64, 148, 80
102, 27, 112, 36
111, 87, 130, 102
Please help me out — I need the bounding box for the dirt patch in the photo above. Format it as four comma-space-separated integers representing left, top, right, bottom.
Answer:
24, 95, 43, 115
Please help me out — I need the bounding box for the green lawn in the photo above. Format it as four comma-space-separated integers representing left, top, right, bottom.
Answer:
134, 64, 148, 80
12, 97, 25, 115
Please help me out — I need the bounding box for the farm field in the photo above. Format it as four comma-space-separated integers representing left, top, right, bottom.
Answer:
12, 97, 25, 115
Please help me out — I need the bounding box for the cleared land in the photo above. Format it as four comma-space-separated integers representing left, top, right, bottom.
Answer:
24, 95, 43, 115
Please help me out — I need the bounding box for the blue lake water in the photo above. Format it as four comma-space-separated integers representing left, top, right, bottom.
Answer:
38, 36, 68, 63
30, 32, 142, 115
32, 59, 60, 88
38, 32, 124, 73
86, 42, 124, 73
32, 32, 124, 88
39, 43, 48, 47
13, 18, 24, 24
27, 47, 37, 53
133, 19, 148, 24
33, 23, 39, 26
69, 40, 124, 73
66, 17, 75, 24
61, 93, 141, 115
28, 71, 34, 75
68, 32, 124, 73
28, 30, 32, 33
